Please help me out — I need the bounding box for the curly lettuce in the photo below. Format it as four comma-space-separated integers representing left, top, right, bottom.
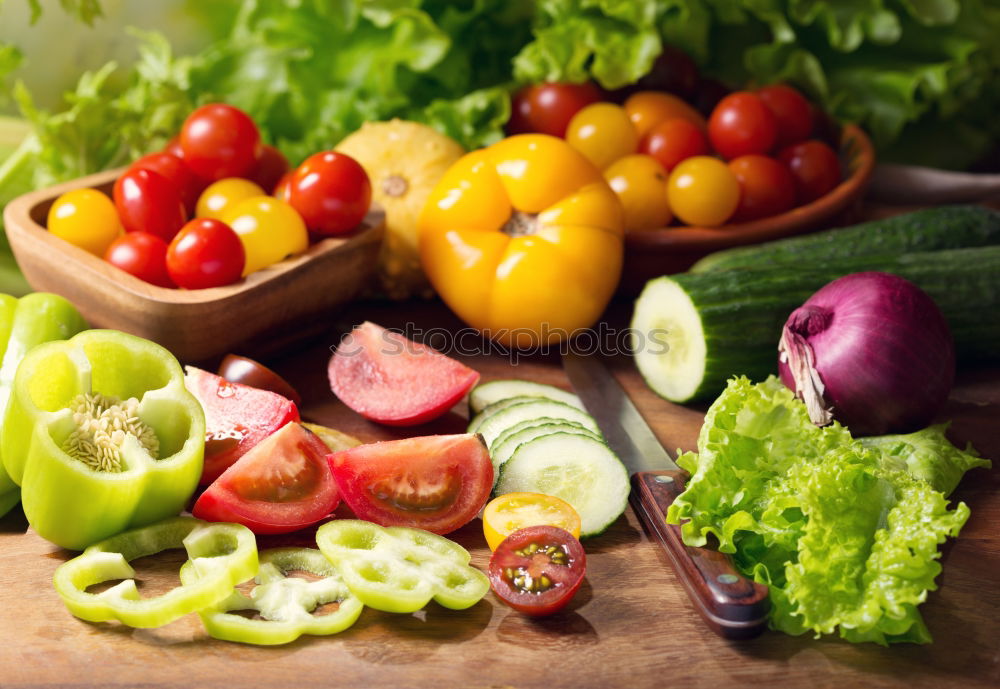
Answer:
668, 377, 989, 644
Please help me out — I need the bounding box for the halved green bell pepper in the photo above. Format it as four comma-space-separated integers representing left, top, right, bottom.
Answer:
53, 516, 258, 628
0, 292, 87, 516
181, 547, 364, 645
2, 329, 205, 549
315, 520, 489, 613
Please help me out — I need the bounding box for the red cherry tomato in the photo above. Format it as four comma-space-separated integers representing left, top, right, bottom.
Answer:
192, 422, 340, 535
488, 525, 586, 617
328, 434, 493, 535
634, 45, 699, 99
103, 231, 174, 287
757, 84, 814, 148
708, 91, 778, 160
249, 144, 290, 193
728, 154, 797, 222
129, 151, 201, 215
180, 103, 262, 181
640, 118, 709, 172
286, 151, 371, 235
217, 354, 302, 407
778, 139, 841, 203
113, 168, 186, 241
164, 135, 185, 159
166, 218, 245, 289
507, 82, 603, 138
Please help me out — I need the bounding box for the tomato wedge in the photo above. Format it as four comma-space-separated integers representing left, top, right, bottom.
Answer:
192, 422, 339, 534
185, 366, 299, 485
328, 321, 479, 426
328, 434, 493, 535
488, 525, 586, 616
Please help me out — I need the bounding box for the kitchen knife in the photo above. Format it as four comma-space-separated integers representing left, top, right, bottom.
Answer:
562, 351, 769, 640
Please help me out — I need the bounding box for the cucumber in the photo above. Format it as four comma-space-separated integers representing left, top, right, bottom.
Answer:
496, 433, 629, 537
468, 379, 583, 415
633, 246, 1000, 402
467, 396, 534, 434
691, 205, 1000, 273
490, 417, 599, 451
476, 399, 600, 449
489, 422, 601, 486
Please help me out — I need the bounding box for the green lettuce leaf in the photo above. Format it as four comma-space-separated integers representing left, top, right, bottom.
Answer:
667, 376, 987, 644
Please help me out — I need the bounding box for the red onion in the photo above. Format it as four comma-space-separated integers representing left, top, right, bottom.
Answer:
778, 271, 955, 437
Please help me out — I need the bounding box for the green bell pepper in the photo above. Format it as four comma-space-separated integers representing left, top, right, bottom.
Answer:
181, 547, 364, 645
53, 516, 258, 628
0, 292, 87, 516
2, 329, 205, 549
315, 520, 489, 613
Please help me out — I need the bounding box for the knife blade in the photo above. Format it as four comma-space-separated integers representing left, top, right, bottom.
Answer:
561, 351, 769, 640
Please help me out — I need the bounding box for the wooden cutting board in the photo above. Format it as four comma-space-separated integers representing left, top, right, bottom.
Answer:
0, 301, 997, 689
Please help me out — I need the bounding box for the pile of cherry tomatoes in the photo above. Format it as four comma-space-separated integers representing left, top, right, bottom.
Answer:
507, 55, 842, 231
47, 104, 372, 289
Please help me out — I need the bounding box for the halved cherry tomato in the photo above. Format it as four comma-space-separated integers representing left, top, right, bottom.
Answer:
218, 354, 302, 406
778, 139, 841, 203
708, 91, 778, 160
603, 154, 672, 232
483, 493, 582, 551
328, 321, 479, 426
48, 188, 122, 256
667, 156, 740, 227
185, 366, 300, 485
286, 151, 371, 236
507, 82, 603, 138
624, 91, 705, 139
130, 151, 202, 215
639, 117, 708, 172
249, 144, 290, 193
113, 167, 187, 241
103, 231, 174, 287
488, 525, 586, 616
728, 154, 797, 222
565, 103, 638, 170
328, 433, 493, 535
220, 195, 309, 275
192, 422, 339, 534
166, 218, 245, 289
757, 84, 813, 148
196, 178, 266, 220
180, 103, 262, 181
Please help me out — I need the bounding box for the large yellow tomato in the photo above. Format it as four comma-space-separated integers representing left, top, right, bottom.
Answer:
419, 135, 624, 348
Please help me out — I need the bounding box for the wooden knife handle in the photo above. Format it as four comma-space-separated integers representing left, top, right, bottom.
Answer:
630, 470, 770, 640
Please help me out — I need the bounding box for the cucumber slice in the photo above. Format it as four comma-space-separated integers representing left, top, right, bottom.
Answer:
467, 396, 540, 434
496, 433, 629, 538
490, 416, 599, 451
468, 379, 583, 415
490, 422, 599, 486
476, 399, 599, 449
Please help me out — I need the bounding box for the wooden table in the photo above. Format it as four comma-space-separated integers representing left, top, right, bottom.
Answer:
0, 300, 997, 689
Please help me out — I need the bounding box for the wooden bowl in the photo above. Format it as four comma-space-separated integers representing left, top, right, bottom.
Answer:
620, 123, 875, 293
3, 168, 384, 362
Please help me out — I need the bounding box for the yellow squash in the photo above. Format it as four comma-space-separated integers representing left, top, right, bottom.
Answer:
419, 134, 624, 348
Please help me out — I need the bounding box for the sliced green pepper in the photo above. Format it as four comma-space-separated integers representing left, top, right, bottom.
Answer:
53, 516, 258, 628
315, 520, 489, 613
181, 547, 364, 645
2, 329, 205, 549
0, 292, 87, 515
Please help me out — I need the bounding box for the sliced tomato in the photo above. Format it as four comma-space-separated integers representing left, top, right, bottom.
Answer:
192, 422, 339, 534
488, 525, 586, 616
185, 366, 300, 485
483, 492, 582, 551
328, 434, 493, 535
328, 321, 479, 426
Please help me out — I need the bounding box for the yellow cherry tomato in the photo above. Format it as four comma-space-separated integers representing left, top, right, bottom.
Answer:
624, 91, 706, 139
565, 103, 639, 170
47, 189, 122, 256
667, 156, 740, 227
220, 196, 308, 275
196, 178, 266, 220
483, 492, 582, 551
419, 134, 624, 348
603, 154, 673, 232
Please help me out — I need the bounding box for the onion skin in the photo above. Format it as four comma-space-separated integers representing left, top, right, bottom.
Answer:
778, 271, 955, 437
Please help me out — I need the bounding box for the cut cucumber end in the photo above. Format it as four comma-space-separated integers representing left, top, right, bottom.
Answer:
468, 379, 583, 415
631, 277, 707, 404
476, 399, 599, 449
